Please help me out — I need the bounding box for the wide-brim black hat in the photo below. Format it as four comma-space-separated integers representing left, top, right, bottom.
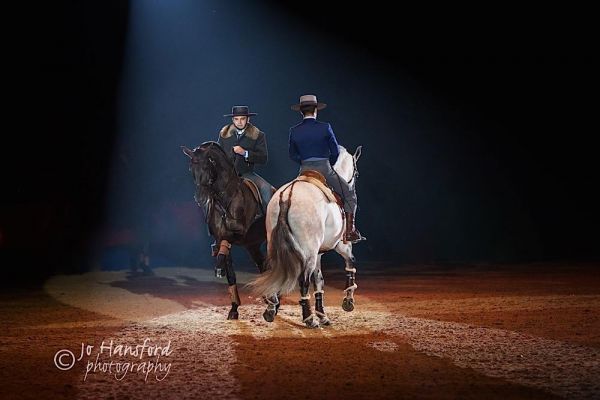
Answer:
291, 94, 327, 111
224, 105, 257, 117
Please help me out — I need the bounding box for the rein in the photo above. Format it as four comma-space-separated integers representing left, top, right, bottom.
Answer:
208, 178, 241, 223
346, 156, 359, 186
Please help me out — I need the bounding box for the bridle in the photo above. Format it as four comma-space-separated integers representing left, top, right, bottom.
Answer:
189, 147, 242, 224
347, 155, 359, 186
190, 155, 217, 185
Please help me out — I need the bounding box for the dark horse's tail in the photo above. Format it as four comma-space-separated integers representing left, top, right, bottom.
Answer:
249, 183, 304, 296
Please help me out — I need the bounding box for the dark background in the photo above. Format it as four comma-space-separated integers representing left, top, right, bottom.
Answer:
2, 1, 597, 283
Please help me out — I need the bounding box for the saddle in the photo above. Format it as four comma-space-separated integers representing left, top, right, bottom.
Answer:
242, 178, 276, 214
297, 170, 345, 210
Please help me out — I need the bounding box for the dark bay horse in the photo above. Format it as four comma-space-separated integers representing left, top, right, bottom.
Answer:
182, 141, 267, 319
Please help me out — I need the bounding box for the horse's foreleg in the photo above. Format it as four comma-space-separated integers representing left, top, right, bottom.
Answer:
225, 255, 241, 320
312, 256, 331, 326
299, 272, 319, 328
215, 239, 240, 320
214, 240, 231, 278
335, 242, 357, 312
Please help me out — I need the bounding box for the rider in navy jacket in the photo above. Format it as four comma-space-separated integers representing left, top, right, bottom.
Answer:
288, 95, 364, 243
289, 119, 340, 167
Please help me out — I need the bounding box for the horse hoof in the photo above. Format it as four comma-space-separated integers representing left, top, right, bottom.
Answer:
315, 311, 331, 326
304, 316, 320, 329
263, 309, 276, 323
342, 298, 354, 312
305, 321, 320, 329
227, 310, 239, 320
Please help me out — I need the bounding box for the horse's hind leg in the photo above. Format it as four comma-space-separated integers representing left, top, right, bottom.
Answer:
312, 255, 331, 326
299, 258, 319, 328
246, 243, 280, 322
262, 293, 279, 323
334, 242, 357, 312
246, 242, 266, 274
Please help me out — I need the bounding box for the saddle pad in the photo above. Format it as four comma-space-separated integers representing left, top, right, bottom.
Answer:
296, 175, 338, 203
299, 169, 327, 185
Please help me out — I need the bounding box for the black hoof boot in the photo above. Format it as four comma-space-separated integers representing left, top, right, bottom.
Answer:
263, 308, 276, 322
342, 297, 354, 312
315, 293, 331, 326
316, 312, 331, 326
304, 315, 320, 328
227, 303, 239, 320
263, 294, 279, 322
300, 299, 319, 328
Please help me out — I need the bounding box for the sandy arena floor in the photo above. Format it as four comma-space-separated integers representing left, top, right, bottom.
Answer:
0, 263, 598, 399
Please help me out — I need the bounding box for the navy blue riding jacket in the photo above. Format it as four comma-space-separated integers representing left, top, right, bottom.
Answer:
288, 118, 340, 166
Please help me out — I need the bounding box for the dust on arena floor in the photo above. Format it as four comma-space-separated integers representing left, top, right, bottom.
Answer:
1, 263, 598, 399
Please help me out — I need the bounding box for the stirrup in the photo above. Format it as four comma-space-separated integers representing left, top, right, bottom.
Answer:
346, 231, 366, 243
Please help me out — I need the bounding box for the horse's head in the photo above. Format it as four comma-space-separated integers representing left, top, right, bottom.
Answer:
182, 141, 234, 202
182, 143, 215, 188
333, 145, 362, 188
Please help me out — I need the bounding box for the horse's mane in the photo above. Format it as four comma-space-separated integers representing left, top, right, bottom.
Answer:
332, 145, 348, 168
193, 141, 226, 156
193, 141, 234, 168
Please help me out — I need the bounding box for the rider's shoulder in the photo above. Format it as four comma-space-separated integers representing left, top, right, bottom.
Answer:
290, 119, 328, 130
245, 123, 262, 140
219, 124, 235, 138
314, 120, 332, 133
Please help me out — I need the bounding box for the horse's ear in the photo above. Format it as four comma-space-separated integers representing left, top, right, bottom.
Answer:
181, 146, 194, 159
353, 145, 363, 161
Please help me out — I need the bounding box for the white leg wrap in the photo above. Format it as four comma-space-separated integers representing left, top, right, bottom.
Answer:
264, 296, 278, 309
315, 311, 330, 324
344, 283, 358, 292
303, 314, 317, 323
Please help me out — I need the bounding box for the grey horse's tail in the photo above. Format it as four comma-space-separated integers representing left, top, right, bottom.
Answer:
248, 183, 304, 296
